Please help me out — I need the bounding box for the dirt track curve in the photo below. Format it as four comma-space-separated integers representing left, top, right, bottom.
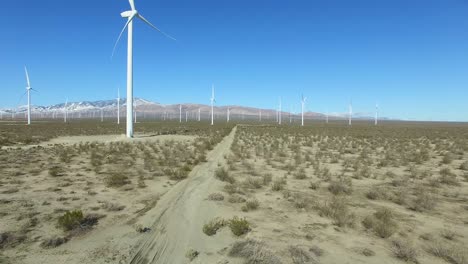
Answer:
130, 126, 237, 264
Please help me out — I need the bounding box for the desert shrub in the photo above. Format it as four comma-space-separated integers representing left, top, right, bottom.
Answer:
202, 218, 226, 236
391, 238, 418, 263
410, 188, 437, 211
294, 195, 309, 209
185, 249, 199, 261
459, 161, 468, 171
294, 168, 307, 180
362, 207, 397, 238
40, 237, 68, 248
208, 193, 225, 201
242, 199, 259, 212
442, 153, 454, 164
440, 228, 457, 240
328, 177, 352, 195
289, 245, 317, 264
271, 178, 286, 191
244, 176, 263, 189
366, 190, 380, 200
316, 196, 355, 227
426, 240, 467, 264
101, 202, 125, 212
0, 232, 26, 249
229, 239, 282, 264
57, 210, 84, 231
49, 165, 64, 177
215, 167, 235, 184
105, 172, 130, 187
309, 181, 320, 190
439, 170, 460, 186
228, 194, 246, 203
262, 173, 273, 185
229, 216, 250, 236
223, 183, 242, 195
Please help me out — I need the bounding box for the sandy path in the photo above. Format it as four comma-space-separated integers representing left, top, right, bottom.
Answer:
129, 126, 238, 264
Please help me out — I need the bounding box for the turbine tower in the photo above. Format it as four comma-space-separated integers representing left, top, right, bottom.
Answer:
227, 107, 230, 122
64, 99, 68, 123
113, 0, 175, 138
301, 94, 307, 127
375, 103, 379, 126
24, 66, 35, 125
210, 85, 215, 125
348, 101, 353, 126
198, 108, 201, 121
179, 104, 182, 123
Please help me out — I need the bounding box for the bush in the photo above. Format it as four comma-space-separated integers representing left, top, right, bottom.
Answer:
105, 172, 130, 187
202, 218, 226, 236
289, 245, 316, 264
317, 196, 355, 227
427, 240, 467, 264
362, 207, 397, 238
40, 237, 68, 248
229, 216, 250, 236
57, 210, 84, 231
229, 239, 281, 264
0, 232, 26, 249
215, 167, 235, 184
328, 177, 352, 195
49, 165, 63, 177
460, 161, 468, 171
391, 238, 418, 263
271, 178, 286, 191
294, 169, 307, 180
242, 199, 259, 212
208, 193, 225, 201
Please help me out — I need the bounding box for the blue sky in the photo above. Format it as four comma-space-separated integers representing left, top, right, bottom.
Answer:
1, 0, 467, 121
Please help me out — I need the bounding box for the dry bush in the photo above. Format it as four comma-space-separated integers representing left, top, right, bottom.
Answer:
40, 237, 68, 248
244, 176, 263, 189
316, 196, 355, 227
328, 177, 352, 195
459, 161, 468, 171
57, 210, 84, 231
0, 232, 26, 249
262, 173, 273, 185
409, 188, 437, 212
202, 218, 226, 236
362, 207, 398, 238
185, 249, 199, 262
228, 194, 246, 203
426, 240, 467, 264
229, 239, 282, 264
271, 178, 286, 191
289, 245, 318, 264
294, 168, 307, 180
105, 172, 130, 187
49, 165, 64, 177
208, 193, 225, 201
215, 167, 235, 184
309, 181, 320, 190
101, 202, 125, 212
242, 198, 260, 212
391, 238, 419, 263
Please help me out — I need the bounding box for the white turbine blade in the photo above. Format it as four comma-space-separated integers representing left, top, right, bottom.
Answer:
112, 14, 137, 58
16, 91, 28, 106
24, 66, 30, 87
128, 0, 136, 10
137, 14, 177, 41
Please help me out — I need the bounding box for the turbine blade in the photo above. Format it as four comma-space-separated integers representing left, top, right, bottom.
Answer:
137, 14, 177, 41
16, 91, 28, 108
24, 66, 30, 87
128, 0, 136, 10
31, 88, 39, 93
111, 14, 137, 59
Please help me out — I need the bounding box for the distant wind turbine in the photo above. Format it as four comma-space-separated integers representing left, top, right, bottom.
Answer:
179, 104, 182, 123
278, 97, 282, 125
301, 94, 307, 127
64, 99, 68, 123
198, 108, 201, 121
112, 0, 176, 138
227, 107, 230, 122
375, 103, 379, 126
349, 101, 353, 126
23, 66, 37, 125
210, 85, 215, 125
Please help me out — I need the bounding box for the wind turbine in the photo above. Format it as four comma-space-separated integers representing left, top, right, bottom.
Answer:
23, 66, 37, 125
259, 109, 262, 122
64, 99, 68, 123
210, 85, 215, 125
227, 107, 230, 122
348, 100, 353, 126
179, 104, 182, 123
112, 0, 176, 138
117, 88, 120, 124
301, 94, 307, 127
198, 108, 201, 121
375, 103, 379, 126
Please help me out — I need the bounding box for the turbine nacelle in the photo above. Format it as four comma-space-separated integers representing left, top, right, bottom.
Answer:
121, 10, 138, 18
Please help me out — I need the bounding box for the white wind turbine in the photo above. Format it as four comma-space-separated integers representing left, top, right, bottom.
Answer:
348, 100, 353, 126
64, 99, 68, 123
375, 103, 379, 126
301, 94, 307, 127
179, 104, 182, 123
112, 0, 176, 138
210, 85, 215, 125
23, 66, 37, 125
198, 108, 201, 121
227, 107, 230, 122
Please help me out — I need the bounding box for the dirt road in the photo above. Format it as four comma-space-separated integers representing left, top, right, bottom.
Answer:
129, 126, 238, 264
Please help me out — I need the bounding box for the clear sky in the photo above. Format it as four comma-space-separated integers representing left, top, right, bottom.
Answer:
1, 0, 467, 121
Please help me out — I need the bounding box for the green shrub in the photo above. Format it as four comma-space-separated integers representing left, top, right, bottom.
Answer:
49, 165, 63, 177
229, 217, 250, 236
202, 218, 226, 236
362, 207, 398, 238
215, 167, 235, 184
105, 172, 129, 187
57, 210, 84, 231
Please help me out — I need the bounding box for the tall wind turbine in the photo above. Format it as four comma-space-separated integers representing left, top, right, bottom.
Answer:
348, 101, 353, 126
375, 103, 379, 126
301, 94, 307, 127
210, 85, 215, 125
113, 0, 176, 138
117, 88, 120, 124
64, 99, 68, 123
179, 104, 182, 123
198, 108, 201, 121
24, 67, 36, 125
227, 107, 230, 122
